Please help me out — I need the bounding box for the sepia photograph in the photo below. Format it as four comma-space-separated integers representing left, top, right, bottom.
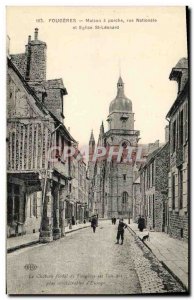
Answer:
6, 6, 189, 295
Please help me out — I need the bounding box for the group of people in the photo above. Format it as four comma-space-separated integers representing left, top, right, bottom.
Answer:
111, 216, 117, 225
90, 215, 146, 245
90, 215, 128, 245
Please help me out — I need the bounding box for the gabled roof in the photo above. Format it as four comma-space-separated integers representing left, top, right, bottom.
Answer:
174, 57, 188, 69
166, 81, 188, 119
44, 79, 67, 94
8, 57, 49, 116
8, 57, 77, 144
10, 53, 27, 78
141, 142, 169, 170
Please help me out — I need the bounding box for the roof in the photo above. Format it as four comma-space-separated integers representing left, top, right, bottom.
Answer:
8, 57, 77, 144
44, 79, 67, 93
109, 77, 132, 114
118, 76, 124, 84
49, 111, 77, 144
8, 57, 49, 116
141, 142, 169, 170
10, 53, 27, 78
166, 81, 188, 118
174, 57, 188, 69
89, 130, 95, 143
169, 57, 188, 80
29, 39, 46, 46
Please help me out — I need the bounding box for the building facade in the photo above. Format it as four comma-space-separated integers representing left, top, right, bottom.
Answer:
139, 143, 169, 232
7, 29, 78, 242
88, 77, 140, 219
166, 58, 189, 240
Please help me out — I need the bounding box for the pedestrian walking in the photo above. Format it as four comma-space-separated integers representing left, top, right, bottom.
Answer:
116, 218, 127, 245
72, 216, 75, 226
114, 217, 117, 225
138, 215, 145, 232
111, 217, 114, 225
91, 215, 97, 233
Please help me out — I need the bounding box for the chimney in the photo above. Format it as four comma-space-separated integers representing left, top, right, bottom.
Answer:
165, 125, 169, 143
25, 28, 46, 82
34, 28, 38, 40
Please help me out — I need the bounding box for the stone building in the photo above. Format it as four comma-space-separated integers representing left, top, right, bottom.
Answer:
132, 176, 141, 222
166, 58, 189, 240
139, 142, 169, 232
65, 149, 89, 224
7, 29, 77, 242
88, 77, 140, 219
88, 131, 96, 216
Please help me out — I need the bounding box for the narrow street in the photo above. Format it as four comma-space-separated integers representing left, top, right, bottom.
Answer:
7, 221, 185, 295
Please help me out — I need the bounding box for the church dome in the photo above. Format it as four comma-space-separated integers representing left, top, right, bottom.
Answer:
109, 77, 132, 113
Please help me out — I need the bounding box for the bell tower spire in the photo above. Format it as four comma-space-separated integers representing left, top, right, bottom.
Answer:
89, 130, 95, 146
117, 76, 125, 97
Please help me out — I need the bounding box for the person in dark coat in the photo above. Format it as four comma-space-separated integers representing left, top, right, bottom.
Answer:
138, 215, 145, 232
72, 216, 75, 226
111, 217, 114, 225
116, 218, 127, 245
91, 215, 97, 233
114, 217, 117, 225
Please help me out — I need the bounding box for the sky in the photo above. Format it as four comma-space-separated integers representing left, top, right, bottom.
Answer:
6, 6, 188, 147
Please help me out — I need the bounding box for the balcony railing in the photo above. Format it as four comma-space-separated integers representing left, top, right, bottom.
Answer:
105, 129, 140, 137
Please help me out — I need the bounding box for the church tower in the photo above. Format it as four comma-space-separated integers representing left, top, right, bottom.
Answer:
104, 76, 140, 219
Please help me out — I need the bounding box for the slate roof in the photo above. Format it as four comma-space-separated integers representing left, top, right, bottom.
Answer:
10, 53, 27, 78
44, 79, 67, 94
174, 57, 188, 69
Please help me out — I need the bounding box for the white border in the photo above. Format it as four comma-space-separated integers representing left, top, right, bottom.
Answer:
1, 1, 193, 300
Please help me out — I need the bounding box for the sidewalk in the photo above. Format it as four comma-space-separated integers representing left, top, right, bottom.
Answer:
7, 222, 91, 253
128, 222, 189, 290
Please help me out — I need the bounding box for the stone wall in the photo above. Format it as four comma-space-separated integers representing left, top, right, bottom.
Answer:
168, 212, 188, 240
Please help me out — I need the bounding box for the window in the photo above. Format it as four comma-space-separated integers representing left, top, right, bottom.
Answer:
178, 169, 183, 209
147, 167, 150, 188
172, 174, 176, 210
33, 194, 37, 217
122, 192, 128, 203
179, 110, 184, 147
123, 174, 126, 181
149, 196, 151, 217
152, 162, 154, 186
185, 102, 188, 142
172, 120, 176, 153
122, 192, 128, 212
150, 164, 152, 187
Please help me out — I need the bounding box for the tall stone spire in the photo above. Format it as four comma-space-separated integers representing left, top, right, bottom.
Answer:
89, 130, 95, 163
89, 130, 95, 146
100, 121, 104, 135
98, 122, 105, 146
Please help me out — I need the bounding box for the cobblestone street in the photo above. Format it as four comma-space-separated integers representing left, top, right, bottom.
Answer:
7, 221, 185, 295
